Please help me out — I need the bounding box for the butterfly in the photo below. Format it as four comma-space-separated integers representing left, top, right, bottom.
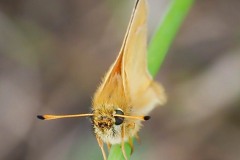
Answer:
37, 0, 166, 159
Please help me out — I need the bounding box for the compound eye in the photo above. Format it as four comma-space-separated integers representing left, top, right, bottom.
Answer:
114, 109, 124, 125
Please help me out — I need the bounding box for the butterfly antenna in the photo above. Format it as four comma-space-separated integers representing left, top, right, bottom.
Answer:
114, 114, 150, 121
37, 113, 94, 120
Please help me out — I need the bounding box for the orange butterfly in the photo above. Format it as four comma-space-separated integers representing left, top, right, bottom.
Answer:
37, 0, 166, 159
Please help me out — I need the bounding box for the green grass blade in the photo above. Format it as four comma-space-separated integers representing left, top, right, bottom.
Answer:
108, 0, 194, 159
148, 0, 194, 77
107, 143, 131, 160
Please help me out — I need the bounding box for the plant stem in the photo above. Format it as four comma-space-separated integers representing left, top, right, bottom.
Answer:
108, 143, 131, 160
148, 0, 194, 77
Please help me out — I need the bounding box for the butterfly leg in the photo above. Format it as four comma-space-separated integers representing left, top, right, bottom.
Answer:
128, 137, 134, 154
121, 124, 128, 160
107, 142, 112, 152
96, 135, 107, 160
135, 132, 141, 144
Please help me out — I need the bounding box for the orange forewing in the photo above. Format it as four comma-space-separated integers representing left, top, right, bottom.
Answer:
93, 0, 166, 115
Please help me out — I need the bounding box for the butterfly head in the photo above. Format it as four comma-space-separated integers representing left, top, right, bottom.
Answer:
91, 107, 125, 135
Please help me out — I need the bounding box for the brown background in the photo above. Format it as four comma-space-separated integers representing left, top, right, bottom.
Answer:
0, 0, 240, 160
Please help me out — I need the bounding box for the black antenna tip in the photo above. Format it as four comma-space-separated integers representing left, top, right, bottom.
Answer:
37, 115, 45, 120
144, 116, 151, 121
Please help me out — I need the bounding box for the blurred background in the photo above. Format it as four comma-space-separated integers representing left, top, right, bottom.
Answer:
0, 0, 240, 160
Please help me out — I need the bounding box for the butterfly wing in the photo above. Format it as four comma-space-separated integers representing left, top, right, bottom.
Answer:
121, 0, 166, 115
93, 0, 166, 114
